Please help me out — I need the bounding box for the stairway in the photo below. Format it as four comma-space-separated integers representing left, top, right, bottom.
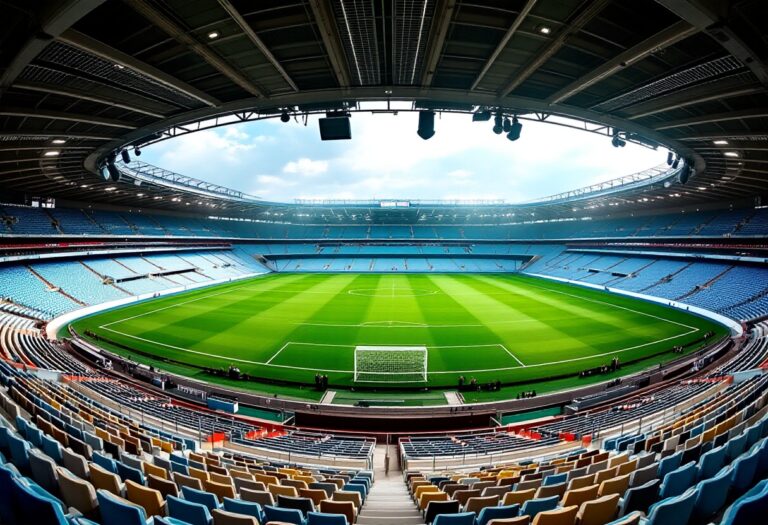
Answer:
357, 477, 424, 525
357, 445, 424, 525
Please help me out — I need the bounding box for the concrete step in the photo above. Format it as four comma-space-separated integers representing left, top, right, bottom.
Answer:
357, 515, 424, 525
361, 510, 423, 517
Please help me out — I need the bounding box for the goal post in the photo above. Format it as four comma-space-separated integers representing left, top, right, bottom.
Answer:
353, 346, 428, 383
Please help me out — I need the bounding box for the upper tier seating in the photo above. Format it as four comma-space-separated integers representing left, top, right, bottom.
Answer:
2, 204, 767, 240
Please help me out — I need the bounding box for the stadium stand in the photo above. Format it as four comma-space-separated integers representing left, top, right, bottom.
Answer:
1, 0, 767, 521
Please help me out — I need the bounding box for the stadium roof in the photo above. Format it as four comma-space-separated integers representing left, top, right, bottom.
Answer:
1, 0, 766, 220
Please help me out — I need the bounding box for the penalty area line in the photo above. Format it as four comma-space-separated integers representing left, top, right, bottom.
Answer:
499, 344, 526, 367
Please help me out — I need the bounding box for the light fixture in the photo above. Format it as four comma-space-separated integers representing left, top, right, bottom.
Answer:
120, 149, 131, 163
417, 110, 435, 140
492, 113, 503, 135
105, 187, 116, 192
538, 25, 551, 35
137, 193, 145, 197
114, 63, 125, 69
44, 150, 60, 157
502, 117, 512, 133
472, 110, 491, 122
611, 135, 626, 148
672, 156, 680, 169
724, 151, 739, 157
507, 116, 522, 141
52, 139, 66, 144
207, 31, 220, 40
666, 151, 674, 165
106, 154, 121, 182
280, 109, 291, 123
713, 140, 729, 145
679, 161, 692, 184
80, 184, 89, 188
134, 147, 142, 156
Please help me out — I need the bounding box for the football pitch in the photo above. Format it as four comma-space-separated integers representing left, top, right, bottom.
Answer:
71, 273, 726, 400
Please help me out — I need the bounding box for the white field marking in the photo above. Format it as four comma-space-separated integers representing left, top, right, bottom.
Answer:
100, 327, 349, 373
100, 326, 697, 375
428, 327, 698, 374
513, 278, 698, 331
265, 342, 291, 364
101, 278, 272, 328
499, 344, 526, 367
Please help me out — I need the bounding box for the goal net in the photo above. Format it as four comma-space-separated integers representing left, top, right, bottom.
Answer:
353, 346, 428, 383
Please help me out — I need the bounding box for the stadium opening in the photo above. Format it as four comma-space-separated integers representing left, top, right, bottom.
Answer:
0, 1, 766, 524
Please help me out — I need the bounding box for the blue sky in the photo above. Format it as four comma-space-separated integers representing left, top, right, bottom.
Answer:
141, 104, 667, 203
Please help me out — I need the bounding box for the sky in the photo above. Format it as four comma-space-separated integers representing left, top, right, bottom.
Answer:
141, 103, 667, 203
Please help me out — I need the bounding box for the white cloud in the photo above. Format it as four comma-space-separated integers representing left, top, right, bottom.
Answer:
141, 113, 666, 202
282, 158, 329, 176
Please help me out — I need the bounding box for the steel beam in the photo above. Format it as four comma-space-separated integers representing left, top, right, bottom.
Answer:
548, 21, 698, 104
216, 0, 298, 92
499, 0, 611, 97
0, 0, 104, 96
59, 30, 220, 107
420, 0, 456, 87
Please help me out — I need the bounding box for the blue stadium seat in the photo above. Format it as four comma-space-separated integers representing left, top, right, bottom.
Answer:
692, 465, 732, 522
640, 486, 697, 525
656, 451, 682, 479
263, 505, 304, 525
720, 479, 768, 525
432, 512, 476, 525
658, 461, 696, 499
619, 478, 659, 516
222, 497, 263, 523
476, 503, 520, 525
697, 444, 726, 480
520, 495, 559, 517
167, 495, 213, 525
731, 448, 760, 494
306, 511, 348, 525
96, 488, 152, 525
181, 485, 221, 511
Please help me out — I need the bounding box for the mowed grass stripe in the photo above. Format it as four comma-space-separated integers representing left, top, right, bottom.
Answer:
73, 273, 726, 393
434, 274, 596, 364
421, 275, 516, 374
267, 274, 382, 379
106, 274, 356, 370
467, 275, 685, 358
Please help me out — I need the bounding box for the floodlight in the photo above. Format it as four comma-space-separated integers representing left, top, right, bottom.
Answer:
667, 151, 674, 165
492, 113, 503, 134
472, 110, 491, 122
502, 117, 512, 133
679, 161, 691, 184
417, 110, 435, 140
120, 149, 131, 163
672, 155, 680, 169
106, 155, 121, 182
506, 117, 522, 141
280, 109, 290, 123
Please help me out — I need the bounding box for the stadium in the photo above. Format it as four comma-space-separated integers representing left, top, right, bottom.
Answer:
0, 1, 767, 524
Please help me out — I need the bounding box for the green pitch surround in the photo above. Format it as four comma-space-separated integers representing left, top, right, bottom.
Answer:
70, 273, 726, 402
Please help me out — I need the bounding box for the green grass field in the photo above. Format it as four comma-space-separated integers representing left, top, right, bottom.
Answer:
70, 273, 726, 403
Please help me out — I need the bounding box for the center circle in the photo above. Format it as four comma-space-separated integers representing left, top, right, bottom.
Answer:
348, 288, 439, 297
